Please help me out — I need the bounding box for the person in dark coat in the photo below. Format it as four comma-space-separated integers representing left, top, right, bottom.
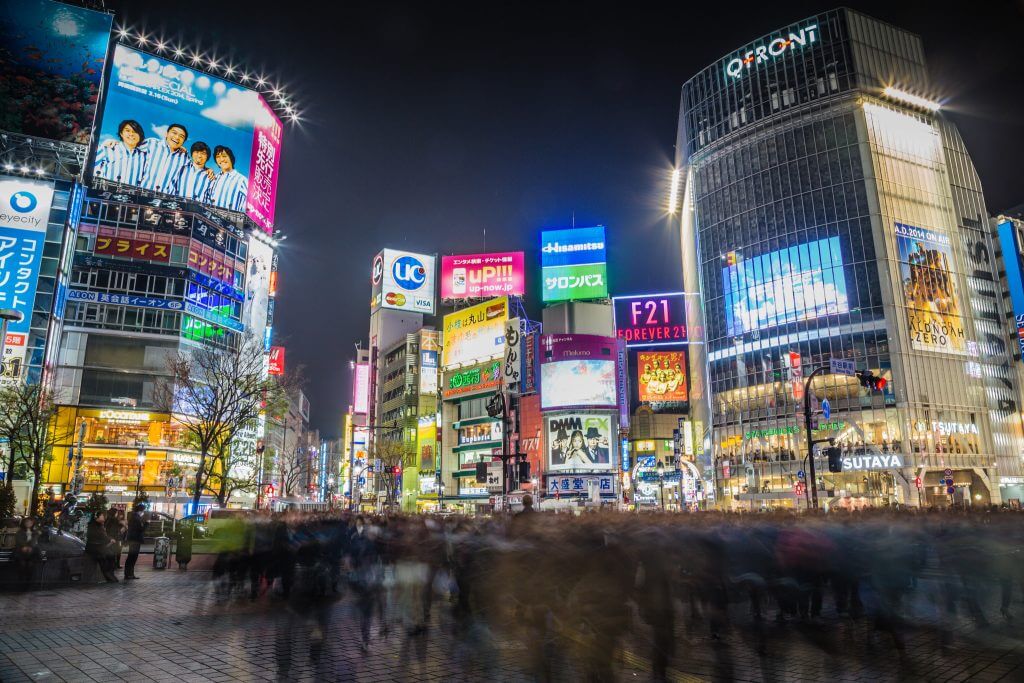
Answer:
14, 517, 41, 590
124, 503, 146, 579
85, 512, 118, 582
105, 509, 126, 569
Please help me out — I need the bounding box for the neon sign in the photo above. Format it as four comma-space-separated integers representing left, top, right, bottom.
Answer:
725, 24, 818, 79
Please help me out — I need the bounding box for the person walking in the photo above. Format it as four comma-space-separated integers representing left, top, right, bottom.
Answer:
124, 503, 146, 580
105, 509, 127, 569
14, 517, 41, 590
85, 512, 118, 583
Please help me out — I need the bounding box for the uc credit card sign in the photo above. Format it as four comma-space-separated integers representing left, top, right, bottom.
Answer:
371, 248, 436, 314
540, 226, 608, 303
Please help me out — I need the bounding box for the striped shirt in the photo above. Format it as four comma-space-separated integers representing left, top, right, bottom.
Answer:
92, 142, 148, 186
138, 138, 189, 194
175, 163, 215, 203
208, 170, 249, 212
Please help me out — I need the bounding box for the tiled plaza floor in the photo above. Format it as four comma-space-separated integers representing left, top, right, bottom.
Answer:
1, 563, 1022, 682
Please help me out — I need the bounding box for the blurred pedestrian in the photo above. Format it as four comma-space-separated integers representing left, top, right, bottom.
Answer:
105, 508, 126, 569
14, 517, 41, 590
85, 511, 118, 583
124, 503, 146, 580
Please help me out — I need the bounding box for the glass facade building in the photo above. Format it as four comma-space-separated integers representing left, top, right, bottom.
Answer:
676, 9, 1024, 508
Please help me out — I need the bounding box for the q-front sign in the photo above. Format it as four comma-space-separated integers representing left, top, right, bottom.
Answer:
725, 24, 819, 79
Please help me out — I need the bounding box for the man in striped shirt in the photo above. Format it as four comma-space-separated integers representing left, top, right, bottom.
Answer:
208, 146, 249, 213
137, 123, 191, 195
93, 120, 147, 185
175, 142, 216, 203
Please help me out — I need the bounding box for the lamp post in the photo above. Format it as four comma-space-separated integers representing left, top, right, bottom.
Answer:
135, 447, 147, 499
0, 309, 24, 381
657, 460, 666, 512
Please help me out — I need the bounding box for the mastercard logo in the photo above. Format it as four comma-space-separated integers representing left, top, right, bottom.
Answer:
385, 292, 407, 306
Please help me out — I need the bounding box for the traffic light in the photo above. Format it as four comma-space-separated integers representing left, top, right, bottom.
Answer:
826, 447, 843, 473
476, 462, 488, 483
517, 461, 530, 481
856, 370, 887, 392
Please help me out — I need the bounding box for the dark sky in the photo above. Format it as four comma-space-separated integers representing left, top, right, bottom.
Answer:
106, 1, 1024, 438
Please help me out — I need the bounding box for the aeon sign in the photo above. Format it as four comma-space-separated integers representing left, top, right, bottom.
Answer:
725, 24, 819, 79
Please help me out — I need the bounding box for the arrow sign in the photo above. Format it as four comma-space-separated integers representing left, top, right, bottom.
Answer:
821, 398, 831, 421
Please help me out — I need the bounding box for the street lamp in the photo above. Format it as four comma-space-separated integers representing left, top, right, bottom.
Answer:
0, 309, 25, 380
656, 460, 666, 512
135, 447, 147, 499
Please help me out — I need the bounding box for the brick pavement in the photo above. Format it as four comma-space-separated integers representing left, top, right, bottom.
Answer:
0, 563, 1022, 682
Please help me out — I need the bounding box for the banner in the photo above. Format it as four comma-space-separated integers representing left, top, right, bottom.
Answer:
895, 222, 967, 355
370, 248, 436, 314
441, 296, 508, 369
417, 416, 437, 473
545, 413, 615, 471
540, 334, 617, 410
637, 350, 688, 403
441, 252, 525, 299
269, 346, 285, 375
613, 293, 688, 346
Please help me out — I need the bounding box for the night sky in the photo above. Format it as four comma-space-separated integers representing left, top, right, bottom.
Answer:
106, 1, 1024, 437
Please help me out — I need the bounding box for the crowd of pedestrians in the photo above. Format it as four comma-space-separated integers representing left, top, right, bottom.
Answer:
192, 502, 1024, 681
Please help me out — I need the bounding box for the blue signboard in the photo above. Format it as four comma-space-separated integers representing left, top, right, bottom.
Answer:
67, 289, 183, 310
722, 236, 849, 336
540, 226, 607, 268
997, 220, 1024, 360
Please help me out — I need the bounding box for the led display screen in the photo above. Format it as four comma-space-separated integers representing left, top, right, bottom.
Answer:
722, 236, 849, 336
540, 226, 608, 303
636, 350, 687, 403
93, 44, 283, 232
545, 413, 615, 471
540, 334, 618, 410
440, 251, 525, 299
0, 0, 113, 143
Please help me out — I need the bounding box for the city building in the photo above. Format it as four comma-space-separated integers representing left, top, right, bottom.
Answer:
675, 9, 1024, 509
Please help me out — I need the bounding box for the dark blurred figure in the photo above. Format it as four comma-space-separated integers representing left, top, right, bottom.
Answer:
123, 503, 145, 580
104, 509, 126, 569
14, 517, 41, 589
85, 511, 118, 583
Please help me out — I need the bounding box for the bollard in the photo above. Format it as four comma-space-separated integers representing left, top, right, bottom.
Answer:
152, 536, 170, 570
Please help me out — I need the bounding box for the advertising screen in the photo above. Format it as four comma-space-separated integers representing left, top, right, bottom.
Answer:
636, 350, 687, 403
722, 236, 849, 336
895, 222, 967, 356
268, 346, 285, 375
441, 296, 507, 369
545, 413, 615, 471
93, 44, 283, 231
540, 334, 617, 411
370, 248, 435, 314
0, 176, 54, 382
540, 226, 608, 303
613, 293, 687, 346
352, 362, 370, 414
997, 220, 1024, 360
0, 0, 113, 143
441, 251, 525, 299
417, 416, 437, 472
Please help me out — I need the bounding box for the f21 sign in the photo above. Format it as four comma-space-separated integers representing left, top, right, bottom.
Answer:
613, 293, 687, 347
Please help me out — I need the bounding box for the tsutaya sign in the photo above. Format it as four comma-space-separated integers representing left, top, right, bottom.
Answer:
725, 24, 819, 79
841, 454, 903, 471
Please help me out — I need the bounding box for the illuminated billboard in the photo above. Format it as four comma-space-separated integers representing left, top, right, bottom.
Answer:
722, 236, 849, 336
440, 251, 525, 299
540, 226, 608, 303
92, 44, 283, 232
895, 222, 967, 355
613, 292, 687, 346
636, 350, 687, 404
419, 329, 440, 395
0, 176, 54, 383
545, 413, 615, 471
352, 362, 370, 414
268, 346, 285, 376
370, 248, 435, 314
997, 220, 1024, 360
417, 416, 437, 472
441, 296, 507, 370
540, 334, 617, 410
0, 0, 113, 143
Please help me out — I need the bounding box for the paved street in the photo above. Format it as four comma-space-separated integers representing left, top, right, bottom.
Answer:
1, 561, 1024, 682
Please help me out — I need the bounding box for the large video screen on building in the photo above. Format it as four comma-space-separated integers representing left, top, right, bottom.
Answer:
441, 251, 525, 299
636, 350, 687, 404
540, 226, 608, 303
92, 44, 282, 232
895, 221, 967, 355
545, 413, 615, 471
0, 0, 113, 143
722, 236, 849, 336
441, 297, 507, 370
540, 334, 617, 410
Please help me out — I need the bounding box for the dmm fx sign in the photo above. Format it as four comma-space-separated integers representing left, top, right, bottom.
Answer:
725, 24, 819, 79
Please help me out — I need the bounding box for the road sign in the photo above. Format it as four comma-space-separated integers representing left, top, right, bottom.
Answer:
945, 477, 954, 487
797, 470, 805, 479
821, 398, 831, 420
829, 357, 856, 376
947, 486, 956, 495
944, 468, 953, 477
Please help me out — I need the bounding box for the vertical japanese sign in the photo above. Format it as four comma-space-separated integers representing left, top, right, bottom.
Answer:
0, 176, 53, 382
503, 317, 522, 392
245, 95, 283, 232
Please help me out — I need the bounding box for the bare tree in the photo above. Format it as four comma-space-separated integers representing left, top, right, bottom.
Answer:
207, 439, 261, 507
0, 383, 74, 517
370, 438, 411, 510
155, 335, 294, 510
